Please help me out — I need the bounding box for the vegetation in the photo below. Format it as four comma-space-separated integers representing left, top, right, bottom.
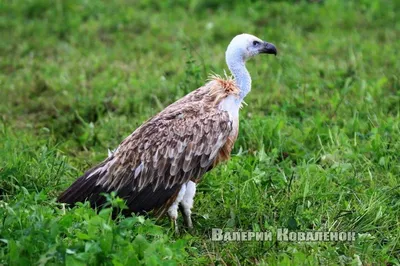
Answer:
1, 0, 399, 264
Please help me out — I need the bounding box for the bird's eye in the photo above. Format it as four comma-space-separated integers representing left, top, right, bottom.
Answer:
253, 41, 260, 46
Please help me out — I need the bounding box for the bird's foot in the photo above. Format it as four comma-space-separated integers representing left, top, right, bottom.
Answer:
171, 218, 179, 235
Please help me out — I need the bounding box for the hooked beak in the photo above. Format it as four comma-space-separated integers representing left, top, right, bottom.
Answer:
260, 42, 277, 56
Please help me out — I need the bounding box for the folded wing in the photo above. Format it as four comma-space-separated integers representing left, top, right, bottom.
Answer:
58, 100, 233, 215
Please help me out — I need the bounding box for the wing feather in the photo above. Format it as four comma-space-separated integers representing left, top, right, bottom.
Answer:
59, 79, 239, 215
93, 102, 233, 213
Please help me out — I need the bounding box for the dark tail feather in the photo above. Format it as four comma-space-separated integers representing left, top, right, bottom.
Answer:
58, 160, 110, 208
58, 158, 184, 217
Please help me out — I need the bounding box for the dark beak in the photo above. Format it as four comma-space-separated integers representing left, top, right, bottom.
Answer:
261, 42, 277, 55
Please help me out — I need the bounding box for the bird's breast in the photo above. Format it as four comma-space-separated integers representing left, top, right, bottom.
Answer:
213, 95, 240, 165
218, 95, 240, 119
218, 94, 240, 137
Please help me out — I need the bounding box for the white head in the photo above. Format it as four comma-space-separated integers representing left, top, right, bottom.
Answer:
225, 34, 277, 101
225, 33, 277, 65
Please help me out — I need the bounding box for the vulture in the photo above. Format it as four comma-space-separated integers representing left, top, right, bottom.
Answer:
58, 33, 277, 232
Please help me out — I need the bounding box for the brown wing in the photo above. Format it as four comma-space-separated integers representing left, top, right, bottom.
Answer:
59, 99, 233, 215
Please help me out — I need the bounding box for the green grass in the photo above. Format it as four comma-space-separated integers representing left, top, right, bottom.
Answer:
1, 0, 399, 264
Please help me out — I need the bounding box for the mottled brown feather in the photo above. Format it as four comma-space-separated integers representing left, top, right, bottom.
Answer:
59, 76, 240, 216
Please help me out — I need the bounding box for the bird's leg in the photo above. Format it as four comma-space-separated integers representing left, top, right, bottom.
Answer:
180, 181, 196, 230
168, 205, 180, 234
179, 204, 193, 229
170, 217, 179, 234
167, 184, 187, 235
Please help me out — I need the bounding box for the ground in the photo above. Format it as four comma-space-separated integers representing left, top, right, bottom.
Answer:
0, 0, 399, 265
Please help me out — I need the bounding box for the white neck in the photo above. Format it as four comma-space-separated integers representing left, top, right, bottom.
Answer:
226, 51, 251, 102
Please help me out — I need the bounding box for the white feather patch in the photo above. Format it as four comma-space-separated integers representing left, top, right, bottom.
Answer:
181, 181, 196, 213
218, 95, 240, 120
134, 162, 144, 178
167, 183, 187, 220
